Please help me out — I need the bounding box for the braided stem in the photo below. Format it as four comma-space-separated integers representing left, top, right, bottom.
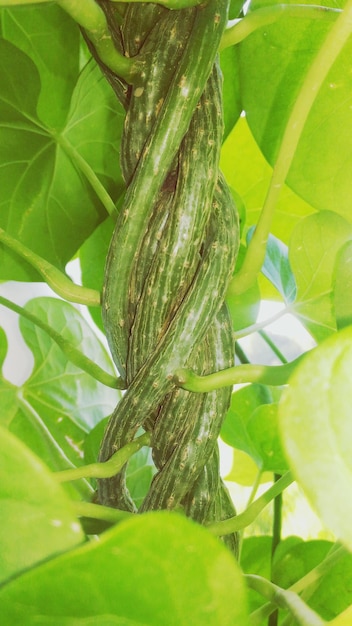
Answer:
92, 0, 240, 553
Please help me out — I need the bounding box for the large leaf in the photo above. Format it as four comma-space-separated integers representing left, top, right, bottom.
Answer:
0, 297, 118, 474
0, 426, 84, 585
238, 0, 352, 218
279, 327, 352, 551
0, 36, 124, 280
289, 211, 352, 340
0, 513, 249, 626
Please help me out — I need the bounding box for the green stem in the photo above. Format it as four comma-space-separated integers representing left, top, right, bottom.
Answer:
246, 576, 326, 626
228, 0, 352, 296
173, 355, 304, 392
0, 228, 100, 306
0, 295, 124, 389
207, 472, 293, 536
235, 341, 250, 364
73, 500, 133, 524
269, 473, 283, 626
56, 134, 118, 219
56, 0, 139, 82
221, 3, 340, 50
56, 432, 151, 482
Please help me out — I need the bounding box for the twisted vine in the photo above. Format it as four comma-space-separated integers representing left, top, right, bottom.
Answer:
91, 0, 239, 552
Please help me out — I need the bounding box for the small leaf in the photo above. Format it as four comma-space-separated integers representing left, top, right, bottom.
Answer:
279, 327, 352, 551
0, 513, 249, 626
225, 449, 272, 486
0, 427, 84, 585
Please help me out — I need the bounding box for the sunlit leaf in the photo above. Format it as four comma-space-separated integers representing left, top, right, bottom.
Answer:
225, 448, 272, 486
220, 117, 315, 244
238, 0, 352, 218
0, 513, 249, 626
0, 427, 84, 585
279, 327, 352, 551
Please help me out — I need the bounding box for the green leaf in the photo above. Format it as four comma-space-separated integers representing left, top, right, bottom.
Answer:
247, 404, 288, 473
238, 0, 352, 218
1, 297, 118, 474
0, 38, 124, 281
0, 513, 249, 626
279, 327, 352, 551
289, 211, 352, 340
1, 3, 79, 128
221, 383, 273, 461
333, 241, 352, 330
220, 116, 315, 244
0, 426, 84, 585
